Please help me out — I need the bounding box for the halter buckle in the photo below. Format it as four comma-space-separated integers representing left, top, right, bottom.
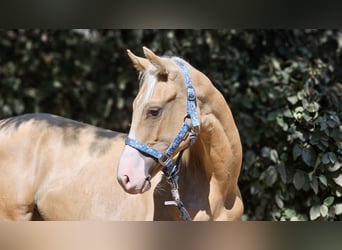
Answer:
187, 86, 196, 101
158, 153, 172, 167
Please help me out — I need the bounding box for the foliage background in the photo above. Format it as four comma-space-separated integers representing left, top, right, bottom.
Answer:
0, 30, 341, 220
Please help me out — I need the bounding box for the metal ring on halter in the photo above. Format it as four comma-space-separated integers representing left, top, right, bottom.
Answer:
183, 114, 191, 122
158, 153, 172, 167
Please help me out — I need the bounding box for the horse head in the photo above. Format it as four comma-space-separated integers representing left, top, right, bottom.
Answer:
117, 47, 199, 194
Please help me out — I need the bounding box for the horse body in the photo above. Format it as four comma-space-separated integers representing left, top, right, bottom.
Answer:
0, 47, 243, 221
0, 113, 157, 220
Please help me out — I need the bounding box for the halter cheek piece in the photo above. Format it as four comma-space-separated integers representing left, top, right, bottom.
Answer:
125, 61, 200, 221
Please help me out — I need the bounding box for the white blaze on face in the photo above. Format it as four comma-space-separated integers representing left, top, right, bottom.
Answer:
117, 67, 158, 194
128, 71, 157, 140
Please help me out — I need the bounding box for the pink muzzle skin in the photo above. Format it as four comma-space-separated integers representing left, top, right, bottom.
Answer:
117, 145, 156, 194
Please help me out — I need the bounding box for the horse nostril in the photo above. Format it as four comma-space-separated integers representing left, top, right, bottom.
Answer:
145, 175, 151, 181
123, 175, 130, 184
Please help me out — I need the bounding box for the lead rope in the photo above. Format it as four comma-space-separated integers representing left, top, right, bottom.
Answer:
163, 150, 192, 221
162, 132, 197, 221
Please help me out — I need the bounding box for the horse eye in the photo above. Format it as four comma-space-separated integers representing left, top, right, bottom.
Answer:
147, 107, 161, 117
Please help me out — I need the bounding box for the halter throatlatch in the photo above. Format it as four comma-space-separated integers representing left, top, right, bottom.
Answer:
125, 60, 199, 221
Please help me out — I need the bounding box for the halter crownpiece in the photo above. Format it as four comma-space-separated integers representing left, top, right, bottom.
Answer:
125, 60, 199, 221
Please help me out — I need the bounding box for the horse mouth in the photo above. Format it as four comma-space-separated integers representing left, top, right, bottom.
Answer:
140, 178, 151, 193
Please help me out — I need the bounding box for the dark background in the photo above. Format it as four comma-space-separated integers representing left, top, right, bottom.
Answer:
0, 29, 341, 220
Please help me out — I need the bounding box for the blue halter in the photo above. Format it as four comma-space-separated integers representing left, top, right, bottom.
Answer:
125, 60, 200, 221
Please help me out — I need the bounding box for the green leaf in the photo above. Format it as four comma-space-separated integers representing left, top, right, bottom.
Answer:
323, 196, 335, 207
303, 112, 313, 122
302, 147, 316, 167
276, 116, 288, 130
283, 109, 293, 118
319, 175, 328, 187
322, 153, 330, 164
310, 131, 321, 145
284, 208, 295, 219
104, 98, 113, 118
287, 95, 298, 105
271, 58, 281, 70
297, 91, 305, 101
275, 194, 284, 208
328, 162, 342, 172
261, 147, 271, 158
293, 171, 305, 190
320, 205, 328, 217
270, 149, 279, 163
318, 118, 328, 130
277, 162, 287, 183
243, 150, 256, 170
53, 80, 62, 88
305, 102, 320, 113
265, 166, 278, 186
310, 177, 319, 194
334, 204, 342, 215
330, 113, 341, 124
292, 144, 302, 160
310, 205, 321, 220
266, 111, 277, 121
328, 152, 338, 164
327, 120, 335, 128
333, 174, 342, 187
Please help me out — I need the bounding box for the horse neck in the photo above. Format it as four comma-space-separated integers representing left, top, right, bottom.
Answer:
179, 68, 242, 188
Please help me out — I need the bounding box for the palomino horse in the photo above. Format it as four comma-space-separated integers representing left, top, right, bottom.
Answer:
0, 47, 243, 221
117, 47, 243, 220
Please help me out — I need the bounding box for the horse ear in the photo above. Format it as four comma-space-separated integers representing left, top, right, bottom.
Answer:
142, 46, 167, 74
127, 49, 149, 72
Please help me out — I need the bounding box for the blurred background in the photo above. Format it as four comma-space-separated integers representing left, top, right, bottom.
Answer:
0, 29, 341, 221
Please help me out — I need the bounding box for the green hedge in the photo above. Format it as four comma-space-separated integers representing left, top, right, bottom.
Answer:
0, 30, 341, 220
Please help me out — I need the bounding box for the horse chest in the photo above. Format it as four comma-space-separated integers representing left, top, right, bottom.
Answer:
181, 182, 210, 214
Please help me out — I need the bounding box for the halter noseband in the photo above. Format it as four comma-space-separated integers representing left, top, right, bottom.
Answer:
125, 60, 199, 221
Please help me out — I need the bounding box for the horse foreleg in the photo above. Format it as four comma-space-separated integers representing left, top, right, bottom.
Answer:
0, 201, 35, 221
221, 188, 244, 221
0, 183, 36, 221
207, 179, 244, 221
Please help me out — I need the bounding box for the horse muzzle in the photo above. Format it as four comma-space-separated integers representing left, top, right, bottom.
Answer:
117, 145, 155, 194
